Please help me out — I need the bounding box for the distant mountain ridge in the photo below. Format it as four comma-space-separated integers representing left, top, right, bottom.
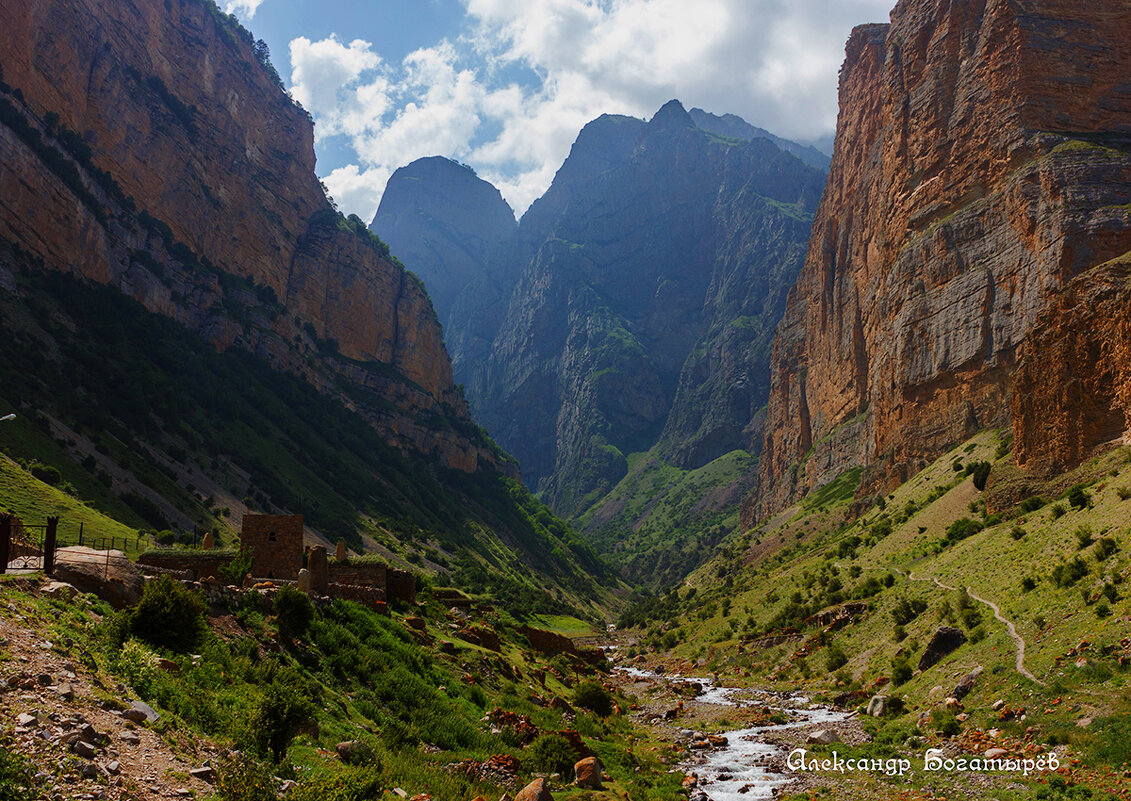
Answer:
373, 101, 825, 584
688, 108, 831, 171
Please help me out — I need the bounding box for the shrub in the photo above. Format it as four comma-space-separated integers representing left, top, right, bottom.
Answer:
128, 574, 208, 652
1021, 577, 1037, 592
1095, 537, 1119, 561
930, 709, 961, 737
1051, 558, 1089, 588
892, 624, 907, 642
573, 680, 614, 717
216, 753, 275, 801
825, 644, 849, 672
1075, 526, 1095, 550
288, 767, 383, 801
891, 656, 912, 686
28, 462, 62, 486
944, 518, 983, 544
249, 666, 316, 762
274, 585, 315, 640
1067, 484, 1091, 509
219, 548, 255, 585
1018, 496, 1046, 513
1095, 601, 1112, 618
1117, 486, 1131, 501
527, 733, 577, 779
965, 461, 992, 491
891, 597, 927, 626
0, 746, 34, 801
1010, 526, 1027, 541
1050, 503, 1067, 519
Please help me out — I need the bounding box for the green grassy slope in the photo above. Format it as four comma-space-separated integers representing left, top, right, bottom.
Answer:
0, 271, 623, 618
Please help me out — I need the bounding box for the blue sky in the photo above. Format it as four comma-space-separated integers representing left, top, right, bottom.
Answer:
226, 0, 893, 220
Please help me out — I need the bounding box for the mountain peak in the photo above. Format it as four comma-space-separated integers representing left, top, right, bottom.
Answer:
649, 99, 694, 130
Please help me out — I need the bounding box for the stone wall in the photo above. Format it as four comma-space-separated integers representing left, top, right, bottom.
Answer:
138, 551, 229, 580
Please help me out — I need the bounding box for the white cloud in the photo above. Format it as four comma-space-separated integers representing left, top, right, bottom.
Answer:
290, 0, 893, 218
321, 164, 390, 222
224, 0, 265, 20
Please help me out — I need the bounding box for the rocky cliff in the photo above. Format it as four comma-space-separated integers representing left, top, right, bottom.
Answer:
466, 101, 824, 517
755, 0, 1131, 521
0, 0, 506, 474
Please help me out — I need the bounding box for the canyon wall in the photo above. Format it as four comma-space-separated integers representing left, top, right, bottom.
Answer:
755, 0, 1131, 520
0, 0, 507, 474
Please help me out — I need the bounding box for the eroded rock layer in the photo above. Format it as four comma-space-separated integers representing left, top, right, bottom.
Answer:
0, 0, 506, 474
755, 0, 1131, 521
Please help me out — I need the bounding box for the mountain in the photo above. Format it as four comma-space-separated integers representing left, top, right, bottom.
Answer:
688, 107, 831, 171
0, 0, 620, 614
373, 101, 824, 583
371, 157, 518, 328
754, 1, 1131, 521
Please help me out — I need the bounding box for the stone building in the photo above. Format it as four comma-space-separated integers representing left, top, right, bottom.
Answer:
240, 514, 304, 580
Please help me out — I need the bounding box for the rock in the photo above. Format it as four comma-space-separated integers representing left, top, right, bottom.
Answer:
190, 766, 215, 783
336, 741, 362, 763
53, 548, 144, 609
945, 697, 963, 712
55, 682, 74, 701
550, 697, 574, 715
122, 709, 148, 724
985, 748, 1009, 759
127, 701, 159, 723
16, 713, 37, 727
992, 699, 1006, 711
119, 731, 140, 744
104, 760, 121, 775
37, 674, 52, 686
405, 617, 427, 632
40, 581, 78, 600
201, 531, 215, 550
953, 666, 983, 700
335, 540, 348, 562
278, 779, 298, 795
73, 740, 97, 759
514, 778, 552, 801
866, 695, 887, 717
156, 658, 180, 675
409, 794, 431, 801
806, 729, 839, 745
754, 0, 1131, 519
918, 628, 967, 672
296, 569, 312, 594
391, 789, 408, 799
574, 756, 603, 789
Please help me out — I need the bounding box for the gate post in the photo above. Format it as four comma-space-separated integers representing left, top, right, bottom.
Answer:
44, 517, 58, 576
0, 515, 10, 575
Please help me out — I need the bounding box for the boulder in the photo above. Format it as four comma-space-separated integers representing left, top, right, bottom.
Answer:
40, 581, 77, 601
574, 756, 603, 789
918, 627, 967, 672
806, 729, 839, 745
54, 547, 144, 609
515, 778, 552, 801
953, 666, 983, 700
866, 695, 887, 717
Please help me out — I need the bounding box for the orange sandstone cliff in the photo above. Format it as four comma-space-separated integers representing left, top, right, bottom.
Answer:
0, 0, 509, 475
754, 0, 1131, 520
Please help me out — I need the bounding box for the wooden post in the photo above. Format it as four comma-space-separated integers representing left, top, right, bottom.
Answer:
44, 517, 58, 575
0, 515, 11, 575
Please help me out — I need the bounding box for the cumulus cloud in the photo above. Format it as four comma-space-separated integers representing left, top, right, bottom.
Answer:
224, 0, 265, 20
289, 0, 892, 218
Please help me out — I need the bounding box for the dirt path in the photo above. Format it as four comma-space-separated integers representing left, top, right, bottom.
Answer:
894, 568, 1043, 685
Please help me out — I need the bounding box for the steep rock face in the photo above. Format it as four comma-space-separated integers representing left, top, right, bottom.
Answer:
1012, 254, 1131, 472
756, 0, 1131, 520
371, 157, 517, 327
470, 101, 824, 515
0, 0, 506, 473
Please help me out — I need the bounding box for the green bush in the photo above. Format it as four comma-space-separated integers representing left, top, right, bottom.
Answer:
249, 666, 316, 762
1067, 484, 1091, 510
965, 461, 991, 491
1050, 558, 1089, 588
0, 746, 34, 801
219, 548, 255, 585
944, 517, 983, 544
274, 585, 315, 640
929, 709, 960, 737
825, 644, 849, 672
1095, 537, 1119, 561
1010, 526, 1026, 541
890, 656, 912, 686
1075, 526, 1094, 549
28, 461, 62, 486
217, 753, 276, 801
527, 733, 578, 779
128, 574, 208, 652
289, 766, 383, 801
1021, 577, 1037, 592
1018, 496, 1046, 513
1050, 503, 1067, 519
573, 680, 614, 717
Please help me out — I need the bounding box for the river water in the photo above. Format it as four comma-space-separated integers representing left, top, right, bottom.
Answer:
617, 667, 850, 801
